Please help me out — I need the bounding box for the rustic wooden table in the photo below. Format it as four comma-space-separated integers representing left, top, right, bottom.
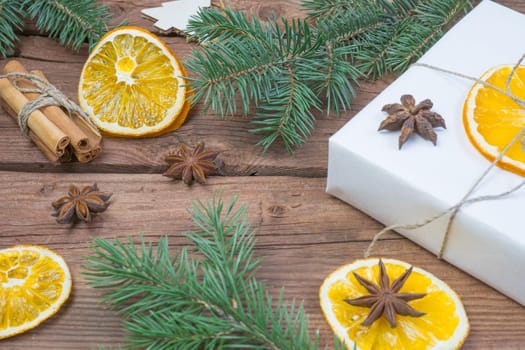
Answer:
1, 1, 524, 349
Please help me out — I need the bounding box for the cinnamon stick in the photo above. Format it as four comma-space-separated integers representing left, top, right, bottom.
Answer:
3, 61, 91, 153
0, 60, 103, 163
0, 98, 59, 161
76, 147, 101, 163
30, 69, 103, 163
0, 76, 70, 158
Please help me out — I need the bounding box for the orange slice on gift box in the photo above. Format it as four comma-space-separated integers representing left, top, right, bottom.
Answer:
0, 245, 71, 339
320, 258, 469, 350
463, 64, 525, 175
78, 26, 191, 137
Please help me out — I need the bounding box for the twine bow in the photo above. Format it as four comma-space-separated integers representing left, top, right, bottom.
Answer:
365, 53, 525, 259
0, 72, 95, 136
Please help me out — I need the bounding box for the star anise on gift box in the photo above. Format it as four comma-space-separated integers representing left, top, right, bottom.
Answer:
52, 184, 112, 224
379, 94, 446, 149
163, 142, 220, 185
344, 259, 426, 328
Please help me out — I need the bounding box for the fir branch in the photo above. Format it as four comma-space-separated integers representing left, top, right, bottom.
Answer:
188, 6, 272, 50
308, 0, 472, 78
386, 0, 472, 72
0, 1, 25, 57
305, 0, 422, 20
310, 42, 361, 114
316, 7, 385, 44
0, 0, 115, 57
386, 0, 421, 18
23, 0, 113, 51
302, 0, 356, 19
186, 7, 360, 152
351, 20, 410, 78
185, 1, 472, 152
84, 194, 336, 350
185, 41, 279, 117
311, 2, 389, 80
251, 66, 320, 153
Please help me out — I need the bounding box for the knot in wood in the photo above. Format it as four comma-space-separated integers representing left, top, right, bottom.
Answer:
267, 205, 287, 218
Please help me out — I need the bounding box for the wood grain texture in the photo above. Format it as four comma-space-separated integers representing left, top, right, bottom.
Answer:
0, 173, 523, 350
1, 0, 394, 176
0, 0, 524, 349
0, 51, 391, 175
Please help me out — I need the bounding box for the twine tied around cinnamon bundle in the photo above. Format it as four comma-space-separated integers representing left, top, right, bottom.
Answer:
0, 60, 102, 163
365, 53, 525, 259
2, 72, 95, 136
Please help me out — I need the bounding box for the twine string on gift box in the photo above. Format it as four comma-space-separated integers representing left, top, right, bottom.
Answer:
0, 72, 96, 135
365, 53, 525, 259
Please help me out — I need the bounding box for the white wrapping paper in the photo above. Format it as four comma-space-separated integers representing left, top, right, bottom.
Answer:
326, 0, 525, 305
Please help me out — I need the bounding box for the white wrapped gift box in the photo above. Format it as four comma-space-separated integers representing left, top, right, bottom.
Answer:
326, 0, 525, 305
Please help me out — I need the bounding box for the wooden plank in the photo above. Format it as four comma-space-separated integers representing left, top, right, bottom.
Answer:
0, 54, 390, 176
20, 0, 305, 38
101, 0, 306, 30
2, 1, 522, 175
0, 173, 389, 246
0, 173, 523, 349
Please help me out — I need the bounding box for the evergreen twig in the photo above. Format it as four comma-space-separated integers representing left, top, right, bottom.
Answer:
186, 7, 359, 152
301, 0, 355, 20
185, 0, 472, 152
84, 193, 341, 349
0, 0, 114, 55
0, 1, 25, 57
310, 0, 472, 77
23, 0, 113, 51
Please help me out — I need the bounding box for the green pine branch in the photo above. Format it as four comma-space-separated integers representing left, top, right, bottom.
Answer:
23, 0, 113, 51
186, 7, 360, 153
315, 4, 385, 44
250, 65, 319, 153
351, 19, 413, 78
0, 0, 114, 56
185, 0, 472, 152
311, 0, 472, 77
84, 194, 343, 350
385, 0, 472, 72
0, 1, 25, 57
302, 0, 357, 19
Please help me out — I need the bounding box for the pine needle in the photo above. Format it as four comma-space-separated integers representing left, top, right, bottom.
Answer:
185, 0, 472, 152
0, 0, 115, 57
186, 7, 360, 153
24, 0, 113, 51
84, 193, 340, 350
0, 1, 25, 57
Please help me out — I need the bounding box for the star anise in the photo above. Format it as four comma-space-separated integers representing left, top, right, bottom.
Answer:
379, 94, 446, 149
52, 184, 112, 224
344, 259, 426, 328
163, 142, 219, 185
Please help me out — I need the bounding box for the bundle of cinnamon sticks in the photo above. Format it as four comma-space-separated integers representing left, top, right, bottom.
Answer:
0, 60, 102, 163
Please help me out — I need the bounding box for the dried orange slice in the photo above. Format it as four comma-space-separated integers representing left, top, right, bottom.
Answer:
320, 258, 469, 350
463, 64, 525, 175
78, 26, 190, 137
0, 245, 71, 339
